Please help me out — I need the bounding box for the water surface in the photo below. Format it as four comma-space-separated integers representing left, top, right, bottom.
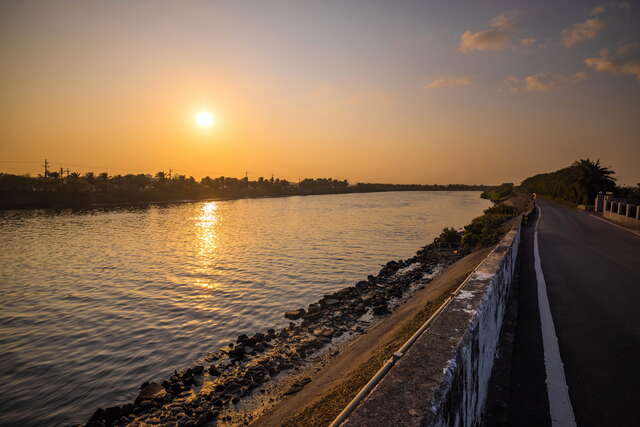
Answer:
0, 191, 490, 426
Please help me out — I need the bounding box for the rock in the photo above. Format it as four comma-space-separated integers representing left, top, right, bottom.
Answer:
267, 328, 276, 338
86, 408, 106, 426
307, 303, 321, 314
355, 280, 369, 291
372, 303, 389, 315
284, 309, 305, 320
192, 365, 204, 375
284, 377, 312, 395
229, 345, 245, 359
312, 328, 333, 338
136, 382, 166, 404
208, 365, 220, 376
302, 311, 322, 322
284, 383, 303, 395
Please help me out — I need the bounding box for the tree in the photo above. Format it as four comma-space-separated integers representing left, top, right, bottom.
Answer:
573, 158, 616, 204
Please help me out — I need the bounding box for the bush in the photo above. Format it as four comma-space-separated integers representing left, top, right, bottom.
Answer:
439, 227, 462, 245
462, 214, 509, 248
483, 204, 517, 216
481, 183, 514, 202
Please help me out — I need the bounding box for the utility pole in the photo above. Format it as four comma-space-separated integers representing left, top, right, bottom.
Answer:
168, 168, 172, 180
43, 159, 49, 178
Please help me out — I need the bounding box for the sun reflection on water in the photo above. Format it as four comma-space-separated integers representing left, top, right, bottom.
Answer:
196, 202, 219, 255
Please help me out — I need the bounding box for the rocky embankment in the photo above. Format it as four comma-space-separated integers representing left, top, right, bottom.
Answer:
86, 241, 468, 427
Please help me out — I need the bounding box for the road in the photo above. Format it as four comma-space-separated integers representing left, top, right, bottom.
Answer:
507, 199, 640, 427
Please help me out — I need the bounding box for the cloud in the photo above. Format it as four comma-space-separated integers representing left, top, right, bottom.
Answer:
585, 44, 640, 80
591, 2, 630, 17
520, 38, 537, 47
562, 18, 604, 47
425, 76, 472, 89
458, 14, 515, 53
505, 72, 588, 93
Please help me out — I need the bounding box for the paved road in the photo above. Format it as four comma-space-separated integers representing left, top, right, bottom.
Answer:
508, 200, 640, 427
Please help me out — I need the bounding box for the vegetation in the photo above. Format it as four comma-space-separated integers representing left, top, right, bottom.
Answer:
438, 227, 462, 245
0, 171, 496, 209
521, 159, 616, 205
615, 183, 640, 204
437, 200, 521, 250
481, 182, 514, 202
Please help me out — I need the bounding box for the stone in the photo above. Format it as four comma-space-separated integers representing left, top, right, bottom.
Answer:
136, 382, 166, 404
228, 345, 245, 359
284, 309, 305, 320
355, 280, 369, 291
86, 408, 106, 426
373, 303, 389, 315
307, 303, 321, 313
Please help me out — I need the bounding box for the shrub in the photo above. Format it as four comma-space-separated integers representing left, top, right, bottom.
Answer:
439, 227, 462, 245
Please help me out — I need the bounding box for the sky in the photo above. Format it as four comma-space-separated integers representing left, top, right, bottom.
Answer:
1, 0, 639, 185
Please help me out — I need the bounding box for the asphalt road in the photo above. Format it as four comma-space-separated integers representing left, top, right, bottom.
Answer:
508, 199, 640, 427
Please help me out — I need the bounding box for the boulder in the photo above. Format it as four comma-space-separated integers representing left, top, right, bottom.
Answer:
284, 309, 305, 320
135, 382, 166, 404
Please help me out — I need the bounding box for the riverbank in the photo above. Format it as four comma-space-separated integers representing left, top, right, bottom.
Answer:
85, 241, 472, 427
0, 171, 494, 210
83, 193, 524, 427
253, 248, 492, 427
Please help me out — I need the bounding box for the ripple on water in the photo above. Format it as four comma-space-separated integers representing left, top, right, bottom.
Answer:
0, 191, 491, 426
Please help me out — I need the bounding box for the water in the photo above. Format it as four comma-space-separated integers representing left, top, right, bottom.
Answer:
0, 191, 490, 426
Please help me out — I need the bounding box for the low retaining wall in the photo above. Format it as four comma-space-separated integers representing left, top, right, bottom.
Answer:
343, 221, 521, 427
596, 193, 640, 230
603, 209, 640, 230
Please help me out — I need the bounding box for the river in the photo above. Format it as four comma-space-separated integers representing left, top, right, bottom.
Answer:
0, 191, 490, 426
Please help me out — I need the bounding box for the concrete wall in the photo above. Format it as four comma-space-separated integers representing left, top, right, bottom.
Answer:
343, 222, 521, 427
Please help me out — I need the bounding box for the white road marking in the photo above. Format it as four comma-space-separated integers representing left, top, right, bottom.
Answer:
534, 206, 577, 427
588, 213, 640, 238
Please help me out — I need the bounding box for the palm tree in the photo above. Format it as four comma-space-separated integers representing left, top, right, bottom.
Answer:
573, 159, 616, 204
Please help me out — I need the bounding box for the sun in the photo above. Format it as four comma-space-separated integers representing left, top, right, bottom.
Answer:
195, 111, 216, 128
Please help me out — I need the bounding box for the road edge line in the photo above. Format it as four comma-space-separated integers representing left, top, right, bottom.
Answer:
587, 213, 640, 238
534, 206, 577, 427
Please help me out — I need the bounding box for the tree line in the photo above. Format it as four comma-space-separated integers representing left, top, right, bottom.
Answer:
521, 159, 639, 205
0, 171, 495, 209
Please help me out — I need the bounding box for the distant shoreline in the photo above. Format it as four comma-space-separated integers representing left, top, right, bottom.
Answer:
0, 187, 490, 211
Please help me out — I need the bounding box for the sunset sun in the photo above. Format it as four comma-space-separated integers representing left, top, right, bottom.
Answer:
195, 111, 215, 128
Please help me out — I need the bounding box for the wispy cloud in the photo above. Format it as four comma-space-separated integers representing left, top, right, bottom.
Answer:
505, 72, 588, 93
585, 44, 640, 80
458, 14, 515, 53
562, 18, 604, 48
520, 38, 537, 48
425, 76, 472, 89
591, 1, 631, 16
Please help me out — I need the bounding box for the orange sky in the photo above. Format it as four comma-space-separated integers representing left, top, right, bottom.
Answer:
1, 1, 639, 185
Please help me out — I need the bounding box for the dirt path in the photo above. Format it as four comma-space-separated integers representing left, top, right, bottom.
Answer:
252, 247, 492, 427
